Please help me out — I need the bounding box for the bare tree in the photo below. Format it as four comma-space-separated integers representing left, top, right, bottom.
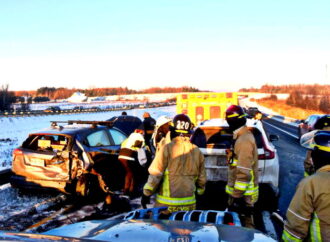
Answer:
0, 84, 15, 111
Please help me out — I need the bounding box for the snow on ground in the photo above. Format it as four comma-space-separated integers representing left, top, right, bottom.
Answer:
0, 106, 176, 171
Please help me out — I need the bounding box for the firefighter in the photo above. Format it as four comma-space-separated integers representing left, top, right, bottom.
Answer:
118, 129, 148, 197
225, 105, 259, 228
141, 114, 206, 212
148, 115, 173, 180
282, 130, 330, 241
141, 112, 156, 149
151, 115, 172, 151
303, 114, 330, 177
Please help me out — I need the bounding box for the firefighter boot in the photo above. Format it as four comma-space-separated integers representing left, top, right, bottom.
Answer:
242, 214, 255, 229
242, 207, 255, 229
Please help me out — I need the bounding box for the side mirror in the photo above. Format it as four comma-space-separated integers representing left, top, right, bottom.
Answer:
300, 119, 306, 123
269, 134, 279, 142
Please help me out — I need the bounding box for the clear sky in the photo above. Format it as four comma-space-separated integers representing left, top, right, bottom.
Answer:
0, 0, 330, 91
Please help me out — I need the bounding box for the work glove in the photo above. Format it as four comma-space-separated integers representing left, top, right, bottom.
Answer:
141, 194, 151, 209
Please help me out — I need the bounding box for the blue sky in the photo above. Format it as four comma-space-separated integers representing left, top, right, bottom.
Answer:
0, 0, 330, 91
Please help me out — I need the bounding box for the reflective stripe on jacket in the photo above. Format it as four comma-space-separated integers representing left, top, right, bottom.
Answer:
118, 133, 145, 161
225, 126, 259, 203
282, 165, 330, 242
143, 136, 206, 208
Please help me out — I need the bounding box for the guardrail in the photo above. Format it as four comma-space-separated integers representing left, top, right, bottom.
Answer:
0, 102, 171, 117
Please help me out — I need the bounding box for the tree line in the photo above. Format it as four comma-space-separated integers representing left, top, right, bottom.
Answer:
240, 84, 330, 96
241, 84, 330, 113
15, 86, 200, 100
0, 85, 200, 111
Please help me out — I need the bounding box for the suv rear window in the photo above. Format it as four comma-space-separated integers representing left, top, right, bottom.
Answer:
191, 127, 263, 149
22, 134, 69, 151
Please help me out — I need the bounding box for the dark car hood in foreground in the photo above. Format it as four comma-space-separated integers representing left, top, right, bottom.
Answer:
0, 219, 275, 241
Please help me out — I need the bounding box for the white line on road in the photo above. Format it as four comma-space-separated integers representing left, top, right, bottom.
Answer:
264, 121, 299, 140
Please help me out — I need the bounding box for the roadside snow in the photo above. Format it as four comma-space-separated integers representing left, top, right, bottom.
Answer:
0, 106, 176, 171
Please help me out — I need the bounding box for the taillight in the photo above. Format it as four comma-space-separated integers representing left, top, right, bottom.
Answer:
13, 148, 23, 156
259, 147, 275, 160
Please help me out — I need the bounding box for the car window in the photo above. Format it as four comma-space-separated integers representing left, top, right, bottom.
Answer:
191, 127, 263, 149
191, 127, 232, 148
22, 134, 68, 151
109, 129, 126, 145
86, 130, 111, 147
247, 128, 263, 148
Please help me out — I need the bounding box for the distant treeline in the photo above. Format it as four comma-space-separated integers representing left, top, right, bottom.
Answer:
240, 84, 330, 95
15, 86, 200, 100
244, 84, 330, 113
0, 85, 201, 111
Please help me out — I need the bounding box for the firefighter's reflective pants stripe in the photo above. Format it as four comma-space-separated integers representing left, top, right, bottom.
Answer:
226, 169, 258, 197
282, 229, 303, 242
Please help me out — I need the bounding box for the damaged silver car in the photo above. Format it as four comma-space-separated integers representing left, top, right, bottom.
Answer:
10, 120, 127, 197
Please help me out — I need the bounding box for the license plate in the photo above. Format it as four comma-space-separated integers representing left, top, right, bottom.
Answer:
29, 158, 45, 166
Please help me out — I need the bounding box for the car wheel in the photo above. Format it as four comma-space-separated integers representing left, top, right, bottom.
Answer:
75, 173, 100, 198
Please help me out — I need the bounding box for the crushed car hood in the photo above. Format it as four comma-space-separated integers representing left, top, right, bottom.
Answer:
41, 219, 275, 242
0, 219, 275, 241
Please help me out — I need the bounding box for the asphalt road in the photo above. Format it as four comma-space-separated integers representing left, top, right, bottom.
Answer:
263, 119, 305, 218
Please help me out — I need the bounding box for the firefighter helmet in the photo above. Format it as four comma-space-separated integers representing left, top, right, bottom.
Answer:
300, 130, 330, 170
155, 115, 172, 129
172, 114, 192, 134
314, 115, 330, 130
225, 105, 247, 131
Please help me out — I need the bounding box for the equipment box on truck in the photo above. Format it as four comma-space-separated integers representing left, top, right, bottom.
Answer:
176, 92, 238, 125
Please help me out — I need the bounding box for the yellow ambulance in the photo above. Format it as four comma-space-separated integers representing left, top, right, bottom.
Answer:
176, 92, 238, 125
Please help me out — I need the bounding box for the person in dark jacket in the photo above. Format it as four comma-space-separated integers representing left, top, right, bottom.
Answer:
142, 112, 156, 149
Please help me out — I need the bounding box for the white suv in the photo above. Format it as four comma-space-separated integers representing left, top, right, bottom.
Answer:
191, 118, 279, 210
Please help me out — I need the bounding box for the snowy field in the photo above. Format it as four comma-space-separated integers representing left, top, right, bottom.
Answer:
0, 106, 176, 171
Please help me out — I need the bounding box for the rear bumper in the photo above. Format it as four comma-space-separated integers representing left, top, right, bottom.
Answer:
10, 174, 68, 193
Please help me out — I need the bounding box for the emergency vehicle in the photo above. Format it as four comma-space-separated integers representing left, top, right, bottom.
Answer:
176, 92, 238, 125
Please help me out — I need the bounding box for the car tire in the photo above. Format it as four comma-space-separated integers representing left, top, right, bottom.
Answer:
75, 173, 101, 198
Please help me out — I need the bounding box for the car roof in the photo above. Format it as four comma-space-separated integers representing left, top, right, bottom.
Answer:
308, 114, 323, 118
198, 118, 262, 129
29, 123, 119, 136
